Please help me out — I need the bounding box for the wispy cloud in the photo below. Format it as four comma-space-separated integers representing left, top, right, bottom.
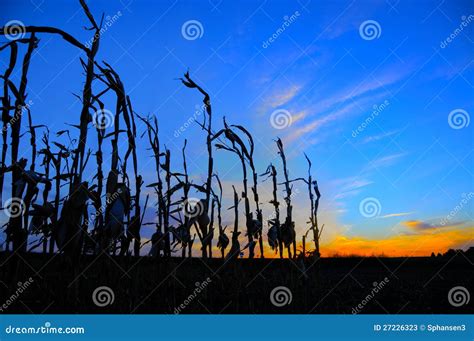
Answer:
402, 219, 465, 232
362, 130, 400, 144
379, 212, 414, 219
334, 190, 361, 200
332, 176, 373, 200
290, 109, 307, 125
283, 65, 414, 145
258, 84, 302, 114
285, 98, 365, 144
365, 152, 406, 170
310, 65, 413, 116
345, 178, 373, 190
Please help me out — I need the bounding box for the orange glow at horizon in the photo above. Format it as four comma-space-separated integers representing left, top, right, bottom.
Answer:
320, 227, 474, 257
252, 226, 474, 258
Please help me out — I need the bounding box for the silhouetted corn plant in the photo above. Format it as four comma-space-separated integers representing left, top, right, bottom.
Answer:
179, 72, 213, 258
231, 124, 264, 258
213, 119, 256, 257
94, 63, 142, 255
181, 139, 191, 258
89, 99, 106, 244
23, 109, 47, 248
226, 185, 241, 260
0, 39, 19, 204
163, 149, 172, 257
286, 154, 324, 257
262, 164, 283, 258
313, 179, 323, 256
35, 131, 53, 253
214, 174, 228, 258
208, 198, 216, 258
304, 153, 323, 257
6, 33, 37, 251
137, 114, 165, 257
69, 0, 102, 190
276, 138, 296, 258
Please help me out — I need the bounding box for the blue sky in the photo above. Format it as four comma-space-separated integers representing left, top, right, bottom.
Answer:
1, 0, 473, 255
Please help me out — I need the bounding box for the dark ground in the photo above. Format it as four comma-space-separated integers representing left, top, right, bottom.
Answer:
0, 251, 472, 314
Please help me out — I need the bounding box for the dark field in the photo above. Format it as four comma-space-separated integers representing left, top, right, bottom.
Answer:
0, 252, 472, 314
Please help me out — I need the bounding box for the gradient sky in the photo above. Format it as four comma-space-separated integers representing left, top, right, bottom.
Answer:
1, 0, 473, 256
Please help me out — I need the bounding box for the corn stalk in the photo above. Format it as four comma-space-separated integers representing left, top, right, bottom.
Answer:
179, 72, 212, 258
276, 138, 296, 258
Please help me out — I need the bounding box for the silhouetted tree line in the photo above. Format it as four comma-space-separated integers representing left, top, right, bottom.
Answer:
431, 247, 474, 259
0, 0, 324, 260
